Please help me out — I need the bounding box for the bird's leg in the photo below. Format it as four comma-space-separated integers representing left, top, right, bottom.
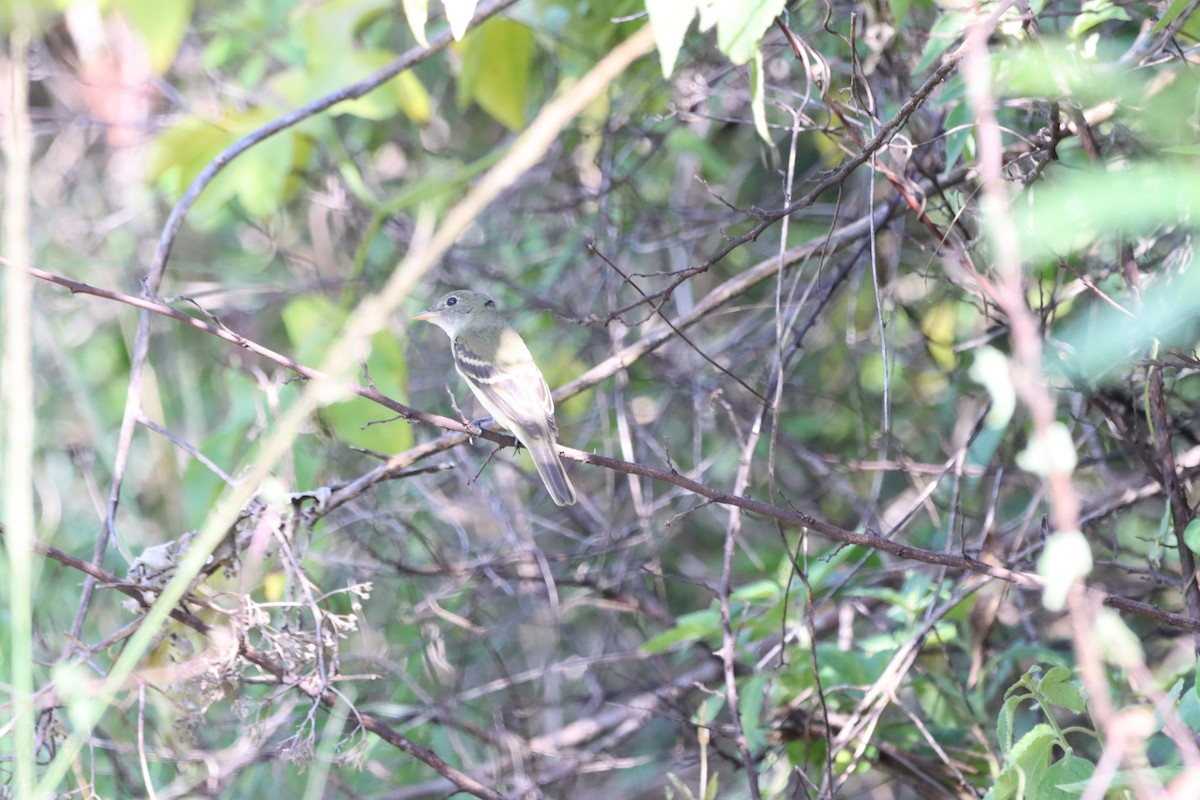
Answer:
467, 415, 494, 432
461, 415, 494, 445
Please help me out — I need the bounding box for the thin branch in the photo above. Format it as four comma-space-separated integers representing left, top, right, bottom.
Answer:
15, 534, 510, 800
24, 262, 1200, 635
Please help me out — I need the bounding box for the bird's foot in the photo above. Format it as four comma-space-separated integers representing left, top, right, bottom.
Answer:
464, 416, 492, 444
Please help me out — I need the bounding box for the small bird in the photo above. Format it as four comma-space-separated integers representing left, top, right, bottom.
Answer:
413, 290, 577, 506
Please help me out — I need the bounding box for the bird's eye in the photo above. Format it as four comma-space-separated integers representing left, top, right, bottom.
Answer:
445, 296, 458, 307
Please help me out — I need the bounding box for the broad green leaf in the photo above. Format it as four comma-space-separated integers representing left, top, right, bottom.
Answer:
1038, 668, 1085, 713
282, 297, 413, 452
990, 724, 1057, 800
1056, 765, 1183, 793
1154, 0, 1193, 33
646, 0, 696, 77
715, 0, 785, 65
922, 300, 958, 371
393, 70, 433, 123
148, 109, 309, 222
457, 18, 534, 130
915, 12, 970, 73
731, 579, 780, 602
1041, 755, 1096, 800
1068, 0, 1130, 39
1054, 252, 1200, 384
445, 0, 478, 40
941, 94, 974, 177
283, 0, 430, 122
642, 608, 721, 652
232, 127, 294, 218
815, 645, 890, 686
118, 0, 194, 73
1184, 519, 1200, 555
738, 674, 769, 752
1016, 165, 1200, 262
997, 694, 1021, 753
147, 117, 236, 199
692, 693, 725, 724
403, 0, 429, 45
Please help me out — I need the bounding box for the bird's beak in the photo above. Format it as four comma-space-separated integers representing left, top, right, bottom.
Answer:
412, 309, 438, 322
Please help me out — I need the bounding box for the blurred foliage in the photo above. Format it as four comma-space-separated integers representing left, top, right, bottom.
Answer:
5, 0, 1200, 798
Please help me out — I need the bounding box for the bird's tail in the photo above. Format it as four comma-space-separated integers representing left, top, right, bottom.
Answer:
527, 439, 577, 506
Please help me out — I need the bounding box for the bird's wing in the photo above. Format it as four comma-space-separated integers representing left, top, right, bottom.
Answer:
453, 332, 557, 438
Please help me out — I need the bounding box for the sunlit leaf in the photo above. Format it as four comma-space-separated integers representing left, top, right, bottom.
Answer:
403, 0, 429, 46
715, 0, 785, 65
1153, 0, 1190, 34
646, 0, 696, 78
282, 297, 413, 452
117, 0, 194, 73
445, 0, 478, 40
1041, 755, 1096, 800
457, 17, 534, 130
1185, 519, 1200, 555
1068, 0, 1130, 39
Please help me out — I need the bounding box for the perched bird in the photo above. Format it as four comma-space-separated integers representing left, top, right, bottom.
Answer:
413, 290, 577, 506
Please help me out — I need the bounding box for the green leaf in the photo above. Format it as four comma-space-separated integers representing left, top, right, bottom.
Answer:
738, 674, 769, 752
403, 0, 429, 46
642, 608, 721, 653
646, 0, 696, 77
915, 12, 970, 73
1038, 668, 1085, 714
692, 693, 725, 724
1054, 251, 1200, 384
457, 18, 534, 130
715, 0, 786, 65
445, 0, 478, 40
1017, 164, 1200, 262
118, 0, 194, 73
997, 695, 1021, 753
991, 724, 1057, 800
393, 70, 433, 124
232, 126, 294, 218
1041, 755, 1096, 800
731, 579, 780, 602
1183, 519, 1200, 555
1154, 0, 1193, 34
282, 297, 412, 453
1068, 0, 1130, 39
1055, 765, 1182, 793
